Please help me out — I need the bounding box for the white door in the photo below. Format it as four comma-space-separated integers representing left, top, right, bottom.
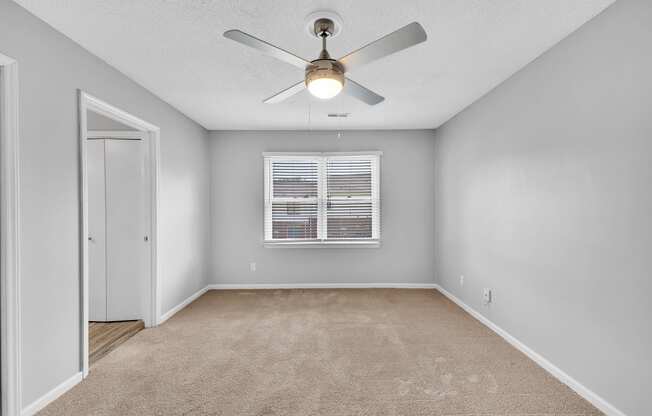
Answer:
88, 140, 107, 321
105, 139, 145, 321
88, 138, 146, 321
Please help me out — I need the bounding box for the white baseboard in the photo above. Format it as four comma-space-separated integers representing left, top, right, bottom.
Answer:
434, 285, 626, 416
158, 286, 208, 324
207, 283, 438, 290
21, 372, 82, 416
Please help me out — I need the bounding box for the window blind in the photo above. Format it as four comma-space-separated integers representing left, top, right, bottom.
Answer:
326, 158, 374, 240
269, 160, 319, 240
264, 153, 380, 244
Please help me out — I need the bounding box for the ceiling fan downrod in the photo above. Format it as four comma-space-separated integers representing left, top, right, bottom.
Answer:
315, 18, 334, 60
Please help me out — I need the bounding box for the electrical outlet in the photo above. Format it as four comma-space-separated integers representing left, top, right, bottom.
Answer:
483, 288, 492, 305
249, 262, 256, 272
460, 275, 464, 287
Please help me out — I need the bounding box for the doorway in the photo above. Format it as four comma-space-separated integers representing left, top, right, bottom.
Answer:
78, 92, 160, 377
87, 129, 147, 364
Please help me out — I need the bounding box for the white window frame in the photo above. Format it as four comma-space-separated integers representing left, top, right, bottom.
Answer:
264, 151, 381, 248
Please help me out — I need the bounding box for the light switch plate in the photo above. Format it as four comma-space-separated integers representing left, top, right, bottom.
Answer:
483, 288, 492, 304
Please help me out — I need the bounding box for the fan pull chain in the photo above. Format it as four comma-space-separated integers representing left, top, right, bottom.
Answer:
337, 100, 343, 139
308, 100, 312, 131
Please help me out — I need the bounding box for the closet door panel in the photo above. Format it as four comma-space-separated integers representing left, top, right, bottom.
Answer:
105, 139, 145, 321
88, 139, 107, 321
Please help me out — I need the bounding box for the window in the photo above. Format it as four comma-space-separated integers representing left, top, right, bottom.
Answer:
264, 152, 380, 245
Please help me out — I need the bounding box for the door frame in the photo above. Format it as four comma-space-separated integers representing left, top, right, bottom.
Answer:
78, 91, 161, 377
1, 53, 21, 416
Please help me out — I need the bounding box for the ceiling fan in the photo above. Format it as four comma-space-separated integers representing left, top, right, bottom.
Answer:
224, 14, 427, 105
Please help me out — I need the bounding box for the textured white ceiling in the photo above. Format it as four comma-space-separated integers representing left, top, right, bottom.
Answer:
15, 0, 615, 130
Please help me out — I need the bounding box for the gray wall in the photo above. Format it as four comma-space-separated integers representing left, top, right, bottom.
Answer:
209, 130, 436, 286
433, 0, 651, 414
87, 109, 135, 131
0, 1, 211, 408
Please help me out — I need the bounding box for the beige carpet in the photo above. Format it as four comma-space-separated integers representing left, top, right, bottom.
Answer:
40, 289, 601, 415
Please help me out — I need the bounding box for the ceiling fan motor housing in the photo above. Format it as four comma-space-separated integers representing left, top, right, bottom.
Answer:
305, 59, 345, 88
314, 18, 335, 38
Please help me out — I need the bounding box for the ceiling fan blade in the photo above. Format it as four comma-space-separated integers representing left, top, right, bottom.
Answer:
224, 30, 311, 69
338, 22, 427, 72
263, 81, 306, 104
344, 78, 385, 105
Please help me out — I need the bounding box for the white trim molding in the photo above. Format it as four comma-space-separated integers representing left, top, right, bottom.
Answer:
20, 372, 82, 416
262, 151, 383, 157
87, 130, 145, 140
208, 283, 438, 290
159, 286, 209, 324
1, 53, 22, 416
263, 240, 381, 248
78, 91, 161, 378
434, 285, 627, 416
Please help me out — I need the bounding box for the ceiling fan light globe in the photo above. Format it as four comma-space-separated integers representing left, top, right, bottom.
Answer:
307, 77, 343, 99
305, 60, 345, 100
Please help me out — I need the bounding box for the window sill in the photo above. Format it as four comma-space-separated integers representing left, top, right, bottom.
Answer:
264, 240, 381, 249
